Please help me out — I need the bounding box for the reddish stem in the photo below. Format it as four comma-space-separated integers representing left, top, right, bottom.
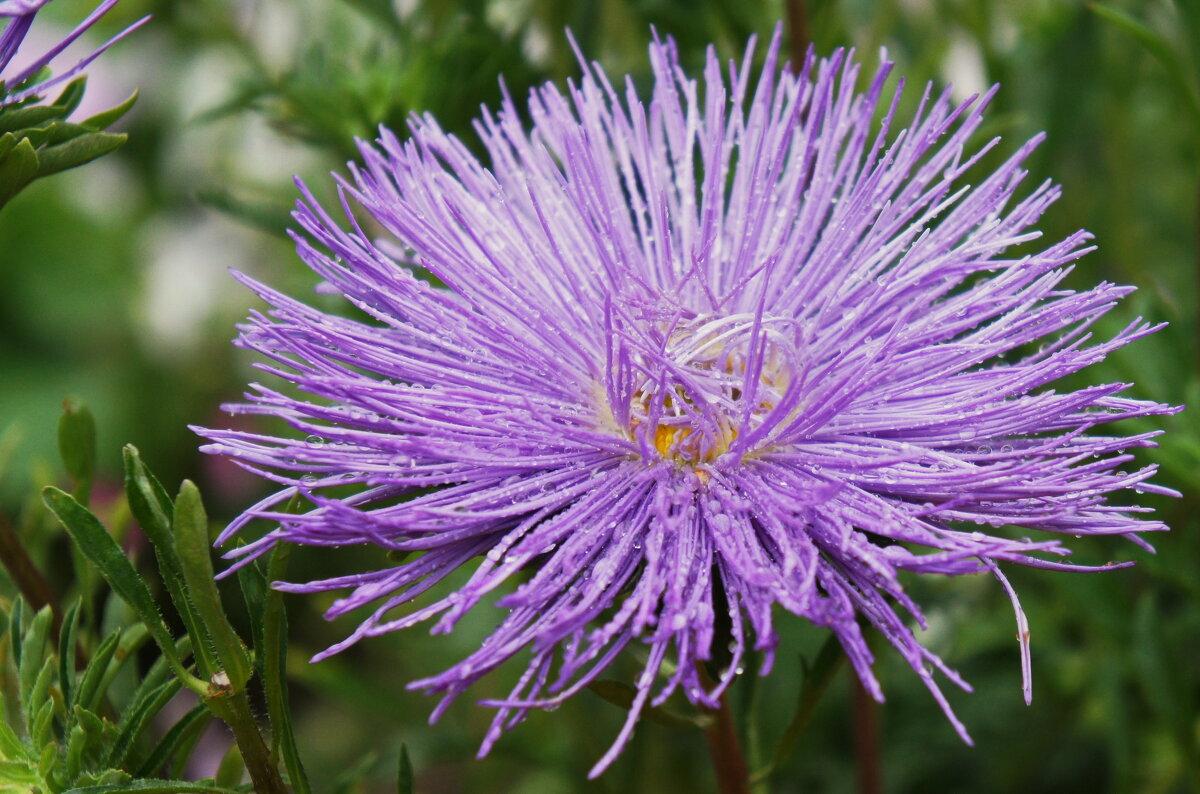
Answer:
851, 675, 883, 794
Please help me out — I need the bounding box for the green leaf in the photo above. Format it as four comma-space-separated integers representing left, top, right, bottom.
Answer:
0, 137, 39, 209
236, 557, 268, 682
64, 782, 246, 794
1088, 3, 1200, 123
0, 722, 29, 760
30, 698, 54, 752
105, 677, 182, 770
59, 599, 81, 709
260, 545, 310, 794
80, 91, 139, 131
751, 634, 846, 783
42, 121, 95, 146
35, 131, 127, 177
52, 77, 88, 116
41, 487, 205, 695
64, 720, 89, 784
396, 743, 413, 794
213, 744, 243, 788
339, 0, 402, 31
0, 760, 41, 794
586, 680, 708, 730
134, 702, 210, 778
0, 104, 67, 134
195, 187, 294, 238
74, 705, 106, 744
75, 630, 121, 716
1132, 594, 1196, 770
58, 399, 97, 505
17, 606, 52, 733
6, 598, 24, 671
173, 481, 252, 693
122, 446, 218, 677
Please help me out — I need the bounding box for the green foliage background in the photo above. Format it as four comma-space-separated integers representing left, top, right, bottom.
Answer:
0, 0, 1197, 792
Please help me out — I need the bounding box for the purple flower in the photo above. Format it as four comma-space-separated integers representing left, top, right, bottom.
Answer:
198, 30, 1178, 775
0, 0, 144, 107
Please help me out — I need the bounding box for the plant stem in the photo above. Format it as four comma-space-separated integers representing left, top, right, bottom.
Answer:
851, 675, 882, 794
704, 690, 750, 794
785, 0, 809, 72
0, 513, 61, 630
208, 689, 289, 794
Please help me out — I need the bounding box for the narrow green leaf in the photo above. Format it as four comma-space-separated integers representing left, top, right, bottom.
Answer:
261, 545, 310, 794
64, 782, 246, 794
0, 136, 39, 209
75, 630, 121, 716
58, 399, 97, 505
65, 722, 88, 782
236, 557, 268, 682
587, 680, 708, 730
17, 606, 52, 731
70, 706, 108, 777
173, 481, 251, 693
36, 740, 56, 783
214, 744, 244, 788
42, 120, 95, 146
0, 131, 17, 159
340, 0, 402, 31
35, 131, 127, 177
0, 104, 66, 133
1132, 595, 1194, 766
84, 623, 150, 715
396, 743, 413, 794
196, 187, 293, 238
1088, 3, 1200, 122
30, 697, 54, 751
135, 701, 210, 778
122, 446, 219, 676
16, 125, 52, 148
0, 722, 27, 759
80, 90, 138, 131
51, 76, 87, 115
59, 599, 81, 709
42, 487, 205, 695
752, 634, 845, 783
7, 597, 24, 670
106, 677, 183, 769
122, 447, 174, 533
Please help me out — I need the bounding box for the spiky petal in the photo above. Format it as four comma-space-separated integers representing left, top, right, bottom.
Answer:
198, 29, 1177, 776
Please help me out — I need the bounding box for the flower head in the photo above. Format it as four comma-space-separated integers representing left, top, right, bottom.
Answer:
0, 0, 142, 107
199, 30, 1177, 775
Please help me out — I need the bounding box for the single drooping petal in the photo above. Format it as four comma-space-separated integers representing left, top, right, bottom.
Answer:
197, 28, 1178, 777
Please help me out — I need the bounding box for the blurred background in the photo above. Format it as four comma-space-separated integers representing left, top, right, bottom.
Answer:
1, 0, 1197, 791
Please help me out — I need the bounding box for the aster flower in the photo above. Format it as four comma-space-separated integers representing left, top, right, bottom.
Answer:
0, 0, 141, 106
198, 30, 1178, 775
0, 0, 147, 208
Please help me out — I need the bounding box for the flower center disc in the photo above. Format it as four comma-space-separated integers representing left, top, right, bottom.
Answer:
627, 313, 796, 469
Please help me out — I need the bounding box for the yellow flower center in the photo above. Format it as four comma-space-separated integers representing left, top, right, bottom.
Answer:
621, 313, 796, 475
